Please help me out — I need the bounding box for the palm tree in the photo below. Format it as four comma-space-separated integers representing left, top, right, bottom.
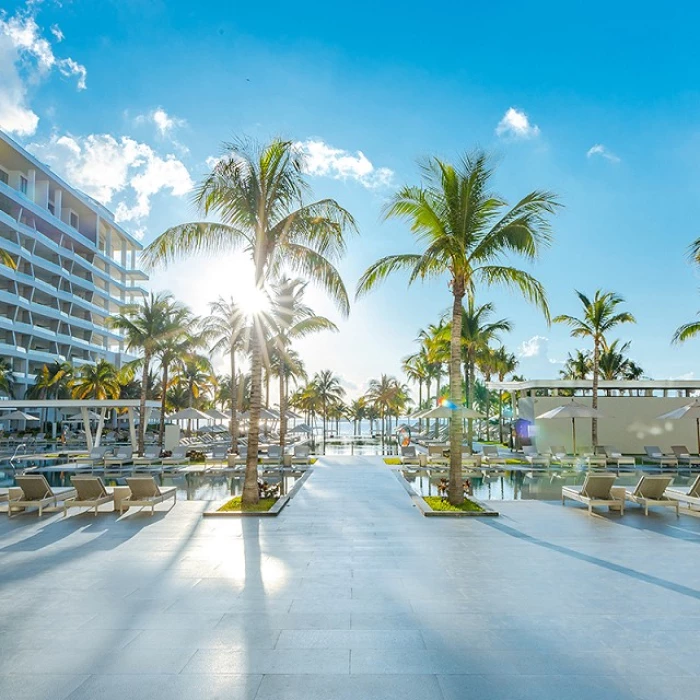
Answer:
70, 360, 122, 399
403, 353, 428, 428
312, 370, 345, 452
418, 321, 448, 436
365, 374, 406, 441
110, 292, 177, 454
554, 290, 635, 445
357, 152, 558, 504
348, 398, 367, 436
0, 358, 14, 397
491, 347, 517, 444
25, 361, 73, 428
459, 300, 512, 446
0, 249, 16, 270
559, 350, 592, 380
270, 277, 337, 447
202, 298, 250, 448
269, 345, 306, 440
142, 138, 355, 505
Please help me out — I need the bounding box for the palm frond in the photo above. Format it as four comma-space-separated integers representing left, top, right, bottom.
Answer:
477, 265, 551, 322
355, 254, 423, 298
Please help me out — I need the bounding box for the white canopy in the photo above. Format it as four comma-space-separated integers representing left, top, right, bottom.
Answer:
536, 400, 605, 454
169, 407, 211, 421
0, 410, 39, 421
205, 408, 229, 420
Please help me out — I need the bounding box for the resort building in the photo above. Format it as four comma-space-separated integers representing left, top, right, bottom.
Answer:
487, 379, 700, 454
0, 129, 147, 395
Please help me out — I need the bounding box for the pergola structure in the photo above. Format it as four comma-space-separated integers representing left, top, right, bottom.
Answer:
0, 400, 160, 450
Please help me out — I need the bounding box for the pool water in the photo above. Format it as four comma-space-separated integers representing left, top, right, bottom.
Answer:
321, 436, 398, 456
401, 468, 700, 501
0, 467, 300, 503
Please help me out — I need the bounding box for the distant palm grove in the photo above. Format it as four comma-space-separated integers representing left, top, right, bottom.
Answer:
3, 138, 700, 507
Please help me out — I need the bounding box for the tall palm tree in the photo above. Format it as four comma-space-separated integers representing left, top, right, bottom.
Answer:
559, 350, 592, 380
110, 292, 177, 454
417, 321, 448, 436
365, 374, 406, 440
269, 345, 306, 440
459, 300, 512, 446
358, 153, 558, 504
270, 278, 337, 447
202, 298, 250, 448
402, 353, 428, 428
554, 290, 635, 445
491, 347, 517, 444
142, 138, 355, 505
69, 360, 122, 400
348, 398, 367, 436
312, 370, 345, 452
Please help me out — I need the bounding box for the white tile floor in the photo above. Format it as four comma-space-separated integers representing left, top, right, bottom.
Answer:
1, 456, 700, 699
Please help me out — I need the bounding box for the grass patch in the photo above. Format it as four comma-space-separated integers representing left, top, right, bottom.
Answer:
423, 496, 484, 513
217, 496, 278, 513
384, 457, 402, 465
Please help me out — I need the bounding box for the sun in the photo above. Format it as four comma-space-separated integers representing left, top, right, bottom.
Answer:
239, 283, 272, 319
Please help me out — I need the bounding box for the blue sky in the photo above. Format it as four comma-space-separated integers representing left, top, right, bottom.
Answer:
3, 0, 700, 397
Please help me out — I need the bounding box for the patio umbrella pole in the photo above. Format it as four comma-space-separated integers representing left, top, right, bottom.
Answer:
572, 417, 576, 455
697, 417, 700, 455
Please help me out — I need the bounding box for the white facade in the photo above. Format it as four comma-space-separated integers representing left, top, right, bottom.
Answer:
0, 129, 147, 394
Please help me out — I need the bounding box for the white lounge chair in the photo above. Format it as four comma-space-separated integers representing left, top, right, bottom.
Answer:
624, 475, 679, 516
104, 446, 133, 467
72, 446, 108, 468
550, 446, 576, 467
644, 446, 678, 469
561, 473, 623, 515
133, 447, 162, 466
671, 446, 700, 468
120, 477, 177, 516
577, 446, 607, 469
8, 475, 76, 518
64, 476, 114, 516
666, 474, 700, 510
481, 445, 506, 467
162, 446, 190, 466
597, 446, 636, 472
262, 445, 282, 466
292, 445, 311, 467
427, 445, 448, 466
523, 445, 551, 468
400, 445, 420, 465
206, 444, 229, 463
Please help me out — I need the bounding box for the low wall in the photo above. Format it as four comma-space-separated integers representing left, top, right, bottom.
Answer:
520, 396, 699, 454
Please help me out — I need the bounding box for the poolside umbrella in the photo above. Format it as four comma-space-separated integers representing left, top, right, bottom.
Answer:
420, 406, 484, 420
240, 408, 278, 421
0, 410, 39, 422
169, 408, 210, 421
536, 400, 604, 455
205, 408, 229, 421
289, 423, 313, 434
657, 399, 700, 454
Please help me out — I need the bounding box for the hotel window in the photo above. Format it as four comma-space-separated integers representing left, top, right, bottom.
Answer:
0, 169, 8, 185
69, 211, 79, 229
48, 201, 55, 215
19, 176, 28, 194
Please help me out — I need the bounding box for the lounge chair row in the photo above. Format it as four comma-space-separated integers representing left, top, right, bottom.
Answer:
5, 475, 176, 518
562, 473, 700, 516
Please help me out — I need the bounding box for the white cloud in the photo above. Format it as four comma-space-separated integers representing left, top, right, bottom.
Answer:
136, 107, 186, 137
205, 155, 221, 170
50, 24, 63, 42
670, 371, 695, 381
495, 107, 540, 139
0, 4, 87, 136
28, 132, 193, 224
519, 335, 548, 358
586, 144, 620, 164
294, 139, 394, 189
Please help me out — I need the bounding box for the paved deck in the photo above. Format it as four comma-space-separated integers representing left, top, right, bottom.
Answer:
1, 456, 700, 699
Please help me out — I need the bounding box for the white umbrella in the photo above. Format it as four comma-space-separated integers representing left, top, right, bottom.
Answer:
169, 408, 211, 421
409, 409, 429, 420
241, 408, 278, 421
420, 405, 484, 420
0, 410, 39, 422
289, 423, 313, 434
536, 400, 605, 454
657, 399, 700, 453
205, 408, 229, 421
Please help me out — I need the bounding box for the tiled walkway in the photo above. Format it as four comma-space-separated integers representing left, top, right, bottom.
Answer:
1, 456, 700, 699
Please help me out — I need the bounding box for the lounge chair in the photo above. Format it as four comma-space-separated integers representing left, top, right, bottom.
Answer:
133, 447, 162, 466
400, 445, 419, 465
577, 446, 607, 469
550, 446, 576, 467
623, 475, 678, 516
262, 445, 282, 466
104, 446, 133, 467
523, 445, 551, 468
644, 446, 678, 469
64, 476, 114, 516
461, 452, 482, 469
597, 446, 636, 472
292, 445, 311, 467
72, 446, 108, 468
427, 445, 448, 466
207, 444, 229, 463
481, 445, 506, 467
162, 446, 190, 466
8, 475, 76, 518
671, 446, 700, 469
666, 474, 700, 510
561, 473, 623, 515
120, 477, 177, 516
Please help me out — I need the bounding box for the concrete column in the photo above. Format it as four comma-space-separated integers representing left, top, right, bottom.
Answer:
81, 406, 94, 451
27, 169, 36, 201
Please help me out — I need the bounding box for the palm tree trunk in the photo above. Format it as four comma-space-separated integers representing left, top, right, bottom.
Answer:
592, 337, 600, 448
448, 288, 465, 505
230, 349, 238, 451
322, 399, 327, 455
279, 373, 287, 449
467, 354, 476, 449
434, 374, 441, 437
243, 332, 262, 505
159, 361, 168, 447
138, 353, 150, 455
498, 389, 504, 445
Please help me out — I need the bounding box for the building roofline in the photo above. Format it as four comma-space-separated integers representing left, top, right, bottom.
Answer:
0, 128, 143, 250
486, 379, 700, 391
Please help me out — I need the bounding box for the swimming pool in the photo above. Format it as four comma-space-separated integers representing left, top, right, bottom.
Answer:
401, 468, 699, 501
